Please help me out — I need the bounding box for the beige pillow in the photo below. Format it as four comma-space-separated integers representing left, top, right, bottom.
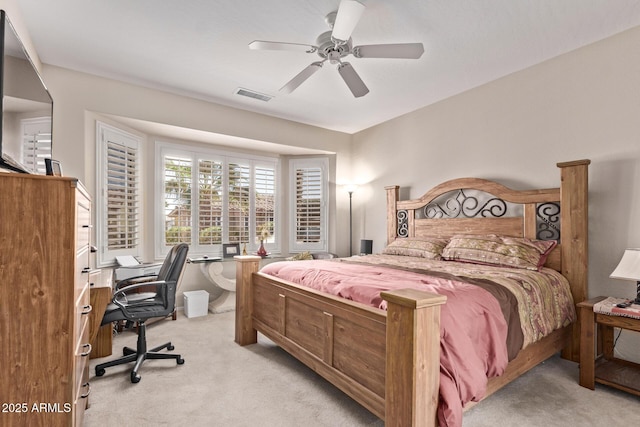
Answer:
286, 251, 314, 261
382, 237, 449, 260
441, 234, 556, 270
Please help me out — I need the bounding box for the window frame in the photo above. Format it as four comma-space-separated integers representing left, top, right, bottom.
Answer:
289, 157, 328, 253
95, 121, 141, 267
155, 141, 280, 259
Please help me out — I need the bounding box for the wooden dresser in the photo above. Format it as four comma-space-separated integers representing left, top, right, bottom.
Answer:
0, 172, 92, 427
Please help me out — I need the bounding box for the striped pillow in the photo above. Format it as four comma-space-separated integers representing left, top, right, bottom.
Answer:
441, 234, 556, 270
382, 237, 449, 260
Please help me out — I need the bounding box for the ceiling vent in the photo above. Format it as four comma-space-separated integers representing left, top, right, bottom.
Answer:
234, 88, 272, 102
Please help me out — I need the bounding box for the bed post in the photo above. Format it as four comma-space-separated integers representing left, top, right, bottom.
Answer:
557, 159, 590, 362
235, 255, 261, 346
381, 289, 447, 426
386, 186, 400, 245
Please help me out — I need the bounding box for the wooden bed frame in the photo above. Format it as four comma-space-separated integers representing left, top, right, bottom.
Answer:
235, 159, 590, 426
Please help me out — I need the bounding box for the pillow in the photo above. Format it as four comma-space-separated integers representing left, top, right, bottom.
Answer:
441, 234, 556, 270
382, 237, 449, 260
286, 251, 314, 261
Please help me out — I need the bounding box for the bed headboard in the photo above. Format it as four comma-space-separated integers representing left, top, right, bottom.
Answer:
386, 160, 590, 360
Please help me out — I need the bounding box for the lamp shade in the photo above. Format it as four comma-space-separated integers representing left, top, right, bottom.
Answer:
331, 0, 365, 43
610, 249, 640, 281
344, 183, 358, 194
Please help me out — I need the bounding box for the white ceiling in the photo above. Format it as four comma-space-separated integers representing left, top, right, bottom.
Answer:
15, 0, 640, 134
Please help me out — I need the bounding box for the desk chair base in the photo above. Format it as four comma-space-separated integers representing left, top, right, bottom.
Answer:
116, 309, 177, 333
95, 320, 184, 383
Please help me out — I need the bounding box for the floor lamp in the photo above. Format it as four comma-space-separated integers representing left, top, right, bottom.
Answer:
345, 185, 357, 256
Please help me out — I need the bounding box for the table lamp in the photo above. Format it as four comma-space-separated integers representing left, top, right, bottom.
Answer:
610, 248, 640, 304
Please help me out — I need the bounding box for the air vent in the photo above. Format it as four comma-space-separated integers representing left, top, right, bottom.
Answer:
234, 88, 272, 102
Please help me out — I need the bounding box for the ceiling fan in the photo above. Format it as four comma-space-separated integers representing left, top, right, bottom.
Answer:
249, 0, 424, 98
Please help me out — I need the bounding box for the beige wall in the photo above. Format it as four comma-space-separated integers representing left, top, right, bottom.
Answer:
352, 25, 640, 361
37, 66, 354, 299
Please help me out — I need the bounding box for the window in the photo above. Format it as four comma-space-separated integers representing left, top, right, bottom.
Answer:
157, 142, 278, 257
197, 159, 224, 245
227, 162, 251, 244
289, 158, 328, 252
163, 155, 192, 245
96, 122, 141, 266
21, 117, 51, 174
255, 166, 276, 243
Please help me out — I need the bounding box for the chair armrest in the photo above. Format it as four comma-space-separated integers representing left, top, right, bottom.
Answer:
112, 280, 171, 318
113, 280, 164, 298
115, 274, 159, 290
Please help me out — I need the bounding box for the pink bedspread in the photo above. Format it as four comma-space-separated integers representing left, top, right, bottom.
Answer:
261, 258, 513, 426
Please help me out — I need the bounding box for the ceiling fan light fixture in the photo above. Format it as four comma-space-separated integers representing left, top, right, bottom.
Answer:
331, 0, 365, 43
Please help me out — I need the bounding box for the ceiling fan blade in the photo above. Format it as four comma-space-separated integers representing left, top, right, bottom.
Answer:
337, 62, 369, 98
353, 43, 425, 59
331, 0, 365, 43
249, 40, 317, 53
279, 62, 323, 94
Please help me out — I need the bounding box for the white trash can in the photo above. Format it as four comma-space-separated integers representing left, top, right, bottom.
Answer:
183, 290, 209, 318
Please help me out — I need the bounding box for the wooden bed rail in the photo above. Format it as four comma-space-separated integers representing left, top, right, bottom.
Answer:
235, 255, 447, 426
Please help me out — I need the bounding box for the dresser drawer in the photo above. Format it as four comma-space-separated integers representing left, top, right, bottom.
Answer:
74, 316, 91, 388
76, 195, 91, 252
74, 318, 91, 386
75, 285, 91, 348
73, 366, 90, 427
76, 248, 91, 300
73, 284, 91, 427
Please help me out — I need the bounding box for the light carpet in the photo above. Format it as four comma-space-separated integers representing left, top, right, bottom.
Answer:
86, 311, 639, 427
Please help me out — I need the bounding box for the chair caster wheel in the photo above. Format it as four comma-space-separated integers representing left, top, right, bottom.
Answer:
95, 367, 105, 377
167, 344, 175, 351
131, 372, 141, 383
177, 358, 185, 365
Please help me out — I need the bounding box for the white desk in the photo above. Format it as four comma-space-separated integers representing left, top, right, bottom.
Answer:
189, 256, 283, 313
188, 257, 234, 313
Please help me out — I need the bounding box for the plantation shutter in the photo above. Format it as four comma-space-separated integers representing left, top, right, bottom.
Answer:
198, 159, 224, 245
105, 139, 139, 250
290, 158, 327, 252
163, 156, 192, 245
227, 162, 250, 244
255, 166, 276, 244
96, 122, 142, 266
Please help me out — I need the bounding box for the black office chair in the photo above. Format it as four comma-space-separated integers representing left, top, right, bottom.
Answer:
95, 243, 189, 383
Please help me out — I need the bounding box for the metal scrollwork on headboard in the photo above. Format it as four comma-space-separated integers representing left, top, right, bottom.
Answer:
424, 189, 507, 219
397, 210, 409, 237
536, 202, 560, 241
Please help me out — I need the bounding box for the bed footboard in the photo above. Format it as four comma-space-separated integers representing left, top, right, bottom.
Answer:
235, 255, 447, 426
382, 288, 447, 425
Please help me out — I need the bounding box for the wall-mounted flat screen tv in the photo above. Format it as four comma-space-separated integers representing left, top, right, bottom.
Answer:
0, 9, 53, 174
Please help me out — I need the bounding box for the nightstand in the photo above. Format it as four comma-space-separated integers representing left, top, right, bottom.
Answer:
578, 296, 640, 396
